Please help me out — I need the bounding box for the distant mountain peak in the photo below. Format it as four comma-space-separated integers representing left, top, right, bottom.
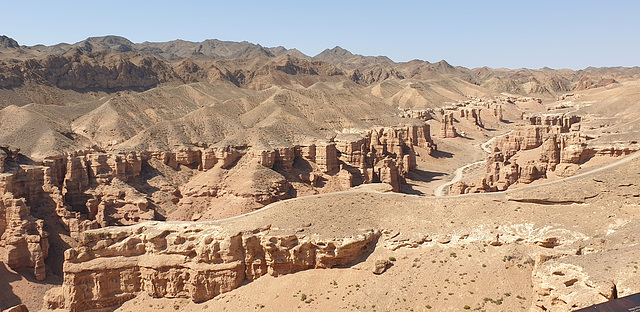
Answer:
73, 35, 135, 53
436, 59, 453, 67
0, 35, 19, 48
329, 46, 351, 54
84, 35, 134, 45
315, 46, 354, 58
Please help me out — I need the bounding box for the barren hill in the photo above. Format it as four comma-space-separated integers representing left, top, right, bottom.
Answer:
0, 34, 639, 312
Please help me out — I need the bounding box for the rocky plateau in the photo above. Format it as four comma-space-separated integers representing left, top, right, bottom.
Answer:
0, 35, 639, 312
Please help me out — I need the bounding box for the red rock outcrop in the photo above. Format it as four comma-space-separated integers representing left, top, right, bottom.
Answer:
0, 194, 49, 281
494, 104, 503, 121
399, 108, 434, 121
459, 108, 483, 128
314, 143, 339, 173
526, 113, 581, 133
332, 125, 434, 191
0, 148, 51, 280
176, 125, 435, 216
440, 112, 457, 138
0, 122, 436, 281
43, 222, 379, 311
453, 122, 594, 194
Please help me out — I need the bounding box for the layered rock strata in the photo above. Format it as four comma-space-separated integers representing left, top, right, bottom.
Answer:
43, 222, 380, 311
452, 124, 587, 194
525, 113, 581, 133
440, 112, 457, 138
0, 123, 434, 278
0, 149, 50, 281
334, 125, 435, 192
450, 117, 637, 194
459, 108, 483, 128
0, 195, 50, 281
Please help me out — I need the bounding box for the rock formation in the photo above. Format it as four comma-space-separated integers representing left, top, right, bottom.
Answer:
494, 104, 503, 121
0, 148, 50, 280
530, 259, 617, 311
459, 108, 483, 128
43, 222, 379, 311
333, 125, 435, 192
0, 121, 436, 279
440, 112, 457, 138
0, 149, 6, 173
0, 146, 19, 173
451, 114, 639, 195
399, 109, 434, 121
0, 35, 20, 48
481, 125, 587, 192
0, 195, 50, 281
526, 113, 581, 133
0, 49, 178, 90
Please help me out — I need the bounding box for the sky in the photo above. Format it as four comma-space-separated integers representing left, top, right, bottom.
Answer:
2, 0, 638, 69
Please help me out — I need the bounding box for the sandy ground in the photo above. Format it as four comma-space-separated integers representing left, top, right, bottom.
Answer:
1, 57, 639, 311
112, 151, 640, 312
0, 263, 62, 311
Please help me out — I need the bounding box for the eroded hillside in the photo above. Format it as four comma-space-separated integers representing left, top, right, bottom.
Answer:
0, 35, 639, 312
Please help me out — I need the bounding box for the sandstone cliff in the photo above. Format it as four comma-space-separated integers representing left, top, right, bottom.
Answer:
0, 121, 435, 280
440, 112, 457, 138
43, 222, 379, 311
450, 112, 638, 194
0, 148, 50, 281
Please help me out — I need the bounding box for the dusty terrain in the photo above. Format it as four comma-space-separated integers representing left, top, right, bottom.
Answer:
0, 35, 639, 312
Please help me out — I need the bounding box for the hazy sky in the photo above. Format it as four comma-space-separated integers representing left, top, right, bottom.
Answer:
2, 0, 638, 69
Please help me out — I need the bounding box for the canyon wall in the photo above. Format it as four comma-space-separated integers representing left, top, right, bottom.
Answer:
43, 222, 379, 311
450, 113, 638, 194
0, 124, 434, 280
440, 112, 457, 138
0, 146, 50, 281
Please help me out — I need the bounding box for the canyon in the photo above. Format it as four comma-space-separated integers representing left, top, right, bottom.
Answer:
0, 35, 639, 311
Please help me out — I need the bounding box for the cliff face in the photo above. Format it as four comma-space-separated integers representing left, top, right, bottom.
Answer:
0, 147, 50, 281
0, 123, 434, 281
440, 112, 457, 138
459, 108, 483, 128
0, 49, 178, 90
452, 123, 585, 194
334, 125, 435, 191
450, 112, 638, 194
0, 195, 50, 281
43, 222, 379, 311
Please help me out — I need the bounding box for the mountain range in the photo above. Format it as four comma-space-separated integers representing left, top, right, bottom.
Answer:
1, 34, 638, 98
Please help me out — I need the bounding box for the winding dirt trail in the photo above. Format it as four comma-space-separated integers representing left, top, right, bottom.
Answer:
433, 131, 512, 197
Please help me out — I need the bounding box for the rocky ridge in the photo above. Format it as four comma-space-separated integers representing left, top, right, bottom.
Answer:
43, 222, 379, 310
3, 35, 640, 98
2, 34, 640, 311
0, 123, 434, 281
450, 111, 639, 194
39, 151, 640, 311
